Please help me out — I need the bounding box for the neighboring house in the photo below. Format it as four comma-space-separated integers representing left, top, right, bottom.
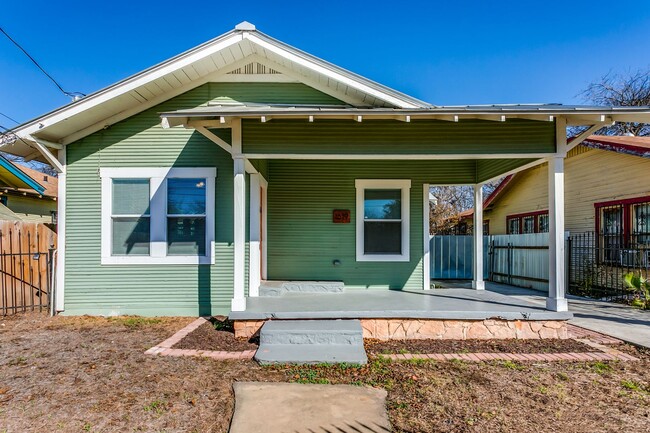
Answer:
0, 155, 57, 227
4, 22, 650, 316
459, 135, 650, 243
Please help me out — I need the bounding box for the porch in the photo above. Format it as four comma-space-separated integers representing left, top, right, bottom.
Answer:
229, 282, 572, 340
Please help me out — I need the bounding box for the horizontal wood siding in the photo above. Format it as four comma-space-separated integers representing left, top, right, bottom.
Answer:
266, 160, 480, 290
485, 146, 650, 235
243, 119, 555, 155
64, 83, 340, 316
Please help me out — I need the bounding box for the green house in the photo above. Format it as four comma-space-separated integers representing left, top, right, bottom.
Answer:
6, 22, 650, 317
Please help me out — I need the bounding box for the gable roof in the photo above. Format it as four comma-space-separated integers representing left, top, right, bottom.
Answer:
4, 22, 650, 165
580, 135, 650, 158
10, 163, 58, 198
0, 155, 46, 194
5, 21, 430, 156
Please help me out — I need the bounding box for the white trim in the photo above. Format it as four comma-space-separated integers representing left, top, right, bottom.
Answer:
15, 33, 244, 139
423, 184, 430, 290
213, 74, 299, 83
54, 148, 66, 312
99, 167, 216, 266
245, 33, 421, 108
479, 158, 550, 185
472, 184, 485, 290
244, 153, 554, 161
355, 179, 411, 262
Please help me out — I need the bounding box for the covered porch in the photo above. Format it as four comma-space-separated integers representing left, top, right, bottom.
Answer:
158, 105, 650, 317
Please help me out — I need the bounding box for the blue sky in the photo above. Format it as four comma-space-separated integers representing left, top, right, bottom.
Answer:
1, 0, 649, 125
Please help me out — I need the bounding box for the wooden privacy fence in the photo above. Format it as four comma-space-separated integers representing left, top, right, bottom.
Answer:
0, 221, 56, 316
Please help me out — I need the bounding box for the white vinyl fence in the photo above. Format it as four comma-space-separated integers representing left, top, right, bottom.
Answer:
431, 233, 551, 292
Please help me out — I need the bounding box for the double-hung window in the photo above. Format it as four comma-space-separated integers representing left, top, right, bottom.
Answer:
355, 179, 410, 262
506, 210, 549, 234
101, 168, 216, 265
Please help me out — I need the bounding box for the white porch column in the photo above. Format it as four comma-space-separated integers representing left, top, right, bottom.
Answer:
472, 184, 485, 290
423, 184, 431, 290
249, 174, 261, 297
547, 156, 568, 311
231, 119, 246, 312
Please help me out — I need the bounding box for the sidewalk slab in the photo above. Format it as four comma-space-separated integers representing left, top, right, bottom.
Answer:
229, 382, 390, 433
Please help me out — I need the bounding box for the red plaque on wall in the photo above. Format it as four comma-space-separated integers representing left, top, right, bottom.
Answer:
333, 209, 350, 224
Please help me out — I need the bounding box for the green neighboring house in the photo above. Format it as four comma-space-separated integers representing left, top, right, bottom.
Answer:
5, 22, 650, 316
0, 155, 57, 227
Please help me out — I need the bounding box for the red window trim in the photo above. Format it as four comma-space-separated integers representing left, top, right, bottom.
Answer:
594, 195, 650, 246
506, 210, 549, 234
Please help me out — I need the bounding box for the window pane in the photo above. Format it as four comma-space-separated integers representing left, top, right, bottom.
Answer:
168, 178, 206, 215
364, 221, 401, 254
167, 217, 206, 255
364, 189, 401, 220
633, 202, 650, 244
538, 214, 549, 233
508, 218, 520, 234
523, 216, 535, 234
112, 179, 150, 215
112, 217, 150, 255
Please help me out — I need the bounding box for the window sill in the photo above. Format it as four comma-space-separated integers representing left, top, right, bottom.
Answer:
100, 255, 214, 266
356, 253, 410, 263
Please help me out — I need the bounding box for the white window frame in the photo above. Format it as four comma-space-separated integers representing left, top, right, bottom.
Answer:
100, 167, 216, 265
355, 179, 411, 262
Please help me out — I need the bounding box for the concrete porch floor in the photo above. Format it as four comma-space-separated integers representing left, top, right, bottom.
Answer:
229, 282, 572, 321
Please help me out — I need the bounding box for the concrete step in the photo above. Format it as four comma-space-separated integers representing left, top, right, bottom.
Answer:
254, 319, 367, 365
259, 280, 344, 297
260, 320, 363, 345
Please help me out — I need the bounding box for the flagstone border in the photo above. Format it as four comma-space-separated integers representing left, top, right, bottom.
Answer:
145, 317, 257, 361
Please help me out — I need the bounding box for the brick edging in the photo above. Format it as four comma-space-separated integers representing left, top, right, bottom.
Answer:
382, 351, 639, 362
144, 317, 257, 361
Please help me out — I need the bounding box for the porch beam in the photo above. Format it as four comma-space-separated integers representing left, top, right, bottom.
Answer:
194, 125, 233, 154
231, 119, 246, 312
547, 155, 568, 312
472, 184, 485, 290
564, 122, 611, 153
243, 153, 554, 161
27, 136, 64, 173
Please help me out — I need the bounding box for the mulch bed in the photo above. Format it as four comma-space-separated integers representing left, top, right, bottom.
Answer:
172, 317, 259, 352
365, 338, 595, 355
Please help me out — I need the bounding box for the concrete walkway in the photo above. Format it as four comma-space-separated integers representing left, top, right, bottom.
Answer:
229, 382, 390, 433
488, 282, 650, 348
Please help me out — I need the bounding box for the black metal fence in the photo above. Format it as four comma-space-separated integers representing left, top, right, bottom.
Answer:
568, 231, 649, 301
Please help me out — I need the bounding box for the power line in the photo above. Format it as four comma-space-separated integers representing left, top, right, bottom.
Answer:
0, 26, 85, 100
0, 112, 19, 125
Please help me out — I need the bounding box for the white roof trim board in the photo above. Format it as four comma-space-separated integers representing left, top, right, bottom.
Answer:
6, 22, 430, 154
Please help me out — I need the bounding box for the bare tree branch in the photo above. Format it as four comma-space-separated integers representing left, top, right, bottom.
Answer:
580, 68, 650, 136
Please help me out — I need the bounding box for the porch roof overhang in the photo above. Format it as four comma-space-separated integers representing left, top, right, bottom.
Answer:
160, 103, 650, 128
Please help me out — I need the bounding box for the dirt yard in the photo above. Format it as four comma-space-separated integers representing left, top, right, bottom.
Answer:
1, 314, 648, 433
